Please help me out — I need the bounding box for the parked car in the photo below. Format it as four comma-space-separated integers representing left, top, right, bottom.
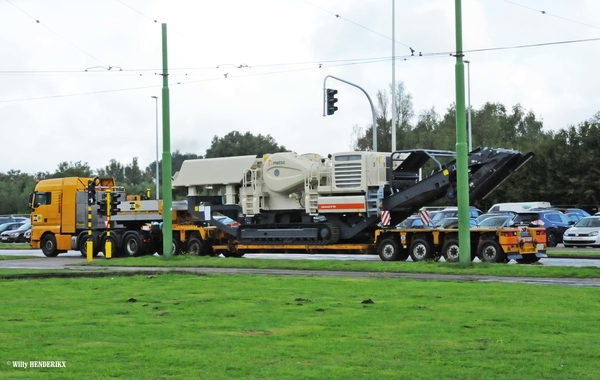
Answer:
0, 216, 28, 225
475, 215, 512, 228
430, 207, 483, 225
563, 208, 591, 218
563, 217, 600, 248
0, 222, 32, 243
434, 217, 478, 229
476, 211, 515, 224
23, 229, 31, 243
0, 222, 25, 234
397, 215, 433, 228
511, 211, 573, 247
566, 213, 584, 223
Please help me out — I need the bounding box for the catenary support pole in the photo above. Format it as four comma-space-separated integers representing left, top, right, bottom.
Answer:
161, 23, 173, 257
391, 0, 396, 152
454, 0, 471, 267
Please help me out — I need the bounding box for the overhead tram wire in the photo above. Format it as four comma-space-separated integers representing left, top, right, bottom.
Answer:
501, 0, 600, 32
3, 34, 600, 103
298, 0, 421, 54
2, 34, 600, 79
114, 0, 247, 69
5, 0, 108, 66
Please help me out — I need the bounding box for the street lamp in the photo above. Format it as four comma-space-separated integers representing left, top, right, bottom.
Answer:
151, 96, 160, 200
464, 60, 472, 152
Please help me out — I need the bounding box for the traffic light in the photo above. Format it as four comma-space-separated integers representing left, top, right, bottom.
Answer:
110, 193, 122, 216
326, 88, 338, 115
87, 180, 96, 205
97, 193, 107, 216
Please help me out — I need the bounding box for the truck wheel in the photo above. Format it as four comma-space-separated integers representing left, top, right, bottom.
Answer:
477, 239, 506, 263
122, 233, 143, 257
79, 235, 99, 257
546, 232, 557, 247
378, 238, 400, 261
41, 234, 59, 257
441, 239, 460, 263
186, 238, 203, 256
409, 239, 433, 262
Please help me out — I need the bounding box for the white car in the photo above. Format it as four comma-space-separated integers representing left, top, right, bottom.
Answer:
563, 217, 600, 247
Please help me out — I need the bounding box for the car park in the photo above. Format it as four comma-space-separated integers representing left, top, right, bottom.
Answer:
0, 216, 28, 225
511, 211, 573, 247
563, 217, 600, 247
434, 217, 479, 229
476, 211, 515, 224
430, 207, 482, 225
475, 215, 512, 228
0, 222, 32, 243
397, 215, 433, 228
0, 222, 26, 234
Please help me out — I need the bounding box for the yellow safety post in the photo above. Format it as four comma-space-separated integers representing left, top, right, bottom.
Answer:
105, 189, 112, 259
86, 204, 93, 262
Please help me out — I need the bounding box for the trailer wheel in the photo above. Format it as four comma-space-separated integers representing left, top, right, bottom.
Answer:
378, 238, 401, 261
41, 234, 59, 257
441, 239, 460, 263
122, 233, 143, 257
186, 238, 204, 256
477, 239, 506, 263
409, 239, 433, 261
79, 235, 99, 257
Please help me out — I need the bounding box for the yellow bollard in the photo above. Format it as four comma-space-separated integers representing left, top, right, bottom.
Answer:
86, 205, 93, 262
86, 237, 93, 262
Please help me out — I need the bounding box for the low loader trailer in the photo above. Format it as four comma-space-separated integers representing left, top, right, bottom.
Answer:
29, 147, 544, 262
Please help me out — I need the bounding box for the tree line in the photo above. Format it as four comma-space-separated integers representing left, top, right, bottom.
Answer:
2, 83, 599, 215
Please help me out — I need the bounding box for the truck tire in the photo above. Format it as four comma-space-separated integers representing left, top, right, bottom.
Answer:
41, 234, 59, 257
477, 239, 506, 263
122, 233, 143, 257
186, 238, 203, 256
79, 235, 99, 257
409, 238, 433, 262
441, 238, 460, 263
377, 237, 408, 261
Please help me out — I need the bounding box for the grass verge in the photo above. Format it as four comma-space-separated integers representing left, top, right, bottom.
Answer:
549, 249, 600, 258
1, 273, 599, 379
79, 255, 600, 278
0, 243, 32, 250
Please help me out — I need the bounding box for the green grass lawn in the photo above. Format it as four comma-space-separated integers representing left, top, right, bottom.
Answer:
1, 273, 599, 379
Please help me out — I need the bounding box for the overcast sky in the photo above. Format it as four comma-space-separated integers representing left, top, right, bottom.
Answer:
1, 0, 599, 175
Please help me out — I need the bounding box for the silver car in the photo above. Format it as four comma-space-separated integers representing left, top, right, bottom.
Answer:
563, 217, 600, 247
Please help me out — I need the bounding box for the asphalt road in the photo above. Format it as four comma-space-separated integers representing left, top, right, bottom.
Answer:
1, 247, 599, 268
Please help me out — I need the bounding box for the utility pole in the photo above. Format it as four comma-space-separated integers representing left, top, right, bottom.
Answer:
391, 0, 396, 152
454, 0, 471, 267
161, 23, 173, 257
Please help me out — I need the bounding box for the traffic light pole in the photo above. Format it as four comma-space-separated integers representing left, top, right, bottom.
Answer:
86, 179, 96, 262
105, 189, 113, 259
322, 75, 378, 151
